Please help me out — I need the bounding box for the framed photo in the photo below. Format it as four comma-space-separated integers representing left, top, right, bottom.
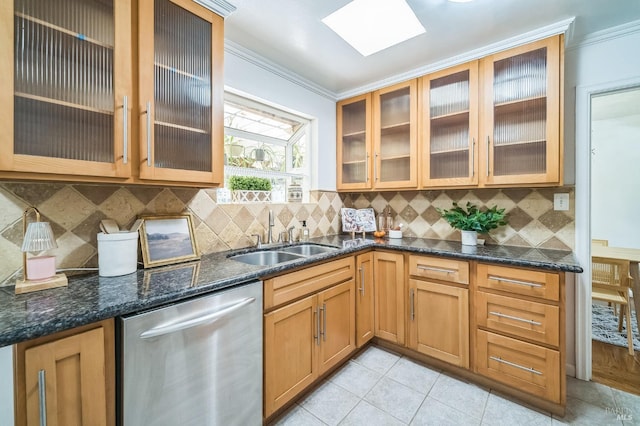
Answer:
140, 214, 200, 268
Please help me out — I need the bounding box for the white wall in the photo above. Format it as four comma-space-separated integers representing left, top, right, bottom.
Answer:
224, 46, 337, 191
0, 345, 14, 425
591, 113, 640, 249
568, 20, 640, 379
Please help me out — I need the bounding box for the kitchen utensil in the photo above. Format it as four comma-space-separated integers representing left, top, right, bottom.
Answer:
100, 219, 120, 234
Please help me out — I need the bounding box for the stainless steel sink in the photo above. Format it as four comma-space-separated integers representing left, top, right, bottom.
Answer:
280, 244, 339, 256
229, 250, 305, 266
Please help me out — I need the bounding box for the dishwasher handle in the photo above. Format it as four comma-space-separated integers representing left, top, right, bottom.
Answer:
139, 297, 256, 339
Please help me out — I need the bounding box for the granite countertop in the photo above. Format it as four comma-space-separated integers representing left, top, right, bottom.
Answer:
0, 235, 582, 347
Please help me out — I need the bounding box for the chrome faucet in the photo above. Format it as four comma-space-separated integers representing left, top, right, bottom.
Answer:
267, 210, 275, 244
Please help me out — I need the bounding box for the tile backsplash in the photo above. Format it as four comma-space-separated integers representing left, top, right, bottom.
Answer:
0, 182, 574, 286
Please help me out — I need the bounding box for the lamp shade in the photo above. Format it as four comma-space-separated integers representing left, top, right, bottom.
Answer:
21, 221, 57, 253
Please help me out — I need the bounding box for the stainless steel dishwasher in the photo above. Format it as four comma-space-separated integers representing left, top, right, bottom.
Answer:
118, 281, 262, 426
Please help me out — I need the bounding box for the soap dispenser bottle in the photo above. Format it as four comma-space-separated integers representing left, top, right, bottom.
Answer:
301, 220, 309, 241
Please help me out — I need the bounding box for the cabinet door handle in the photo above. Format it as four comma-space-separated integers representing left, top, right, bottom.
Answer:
314, 307, 320, 346
122, 95, 128, 164
486, 136, 490, 176
320, 303, 327, 342
145, 101, 152, 167
470, 137, 475, 177
374, 151, 379, 182
365, 152, 370, 183
489, 311, 542, 326
417, 265, 457, 274
38, 369, 47, 426
410, 288, 415, 321
359, 266, 365, 297
488, 275, 543, 288
489, 356, 542, 375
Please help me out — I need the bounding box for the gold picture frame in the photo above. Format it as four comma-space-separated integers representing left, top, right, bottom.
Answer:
139, 214, 200, 268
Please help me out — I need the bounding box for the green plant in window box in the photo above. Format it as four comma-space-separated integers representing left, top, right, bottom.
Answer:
229, 176, 273, 203
436, 202, 507, 246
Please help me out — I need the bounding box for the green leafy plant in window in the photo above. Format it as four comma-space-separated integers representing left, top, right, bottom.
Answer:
436, 202, 507, 233
228, 176, 272, 191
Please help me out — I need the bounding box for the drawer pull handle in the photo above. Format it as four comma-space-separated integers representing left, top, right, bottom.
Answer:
315, 308, 320, 346
359, 266, 365, 297
488, 276, 542, 288
417, 265, 457, 274
490, 356, 542, 375
489, 311, 542, 326
122, 95, 128, 164
38, 369, 47, 426
410, 288, 415, 321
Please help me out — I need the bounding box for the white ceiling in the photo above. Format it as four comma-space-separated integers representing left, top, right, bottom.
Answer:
223, 0, 640, 98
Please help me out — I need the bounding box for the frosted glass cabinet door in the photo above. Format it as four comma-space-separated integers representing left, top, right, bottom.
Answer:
138, 0, 223, 184
421, 62, 479, 188
337, 94, 372, 190
481, 36, 561, 186
0, 0, 132, 177
372, 80, 418, 189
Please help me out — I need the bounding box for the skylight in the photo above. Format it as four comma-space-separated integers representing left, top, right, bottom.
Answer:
322, 0, 426, 57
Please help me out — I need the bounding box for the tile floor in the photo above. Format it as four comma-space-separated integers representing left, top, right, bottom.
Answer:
274, 346, 640, 426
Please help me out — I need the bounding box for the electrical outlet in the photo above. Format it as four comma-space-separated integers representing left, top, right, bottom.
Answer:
554, 193, 569, 211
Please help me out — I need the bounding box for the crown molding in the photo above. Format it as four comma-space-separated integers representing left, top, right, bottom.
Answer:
565, 19, 640, 52
194, 0, 236, 18
224, 40, 338, 101
336, 17, 575, 100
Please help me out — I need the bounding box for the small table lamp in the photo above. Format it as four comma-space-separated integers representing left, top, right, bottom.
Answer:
16, 207, 68, 294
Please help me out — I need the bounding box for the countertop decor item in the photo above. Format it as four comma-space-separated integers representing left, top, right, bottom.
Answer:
140, 214, 200, 268
437, 202, 507, 246
16, 207, 68, 294
341, 207, 376, 233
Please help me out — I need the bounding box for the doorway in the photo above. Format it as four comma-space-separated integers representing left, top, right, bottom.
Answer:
589, 87, 640, 394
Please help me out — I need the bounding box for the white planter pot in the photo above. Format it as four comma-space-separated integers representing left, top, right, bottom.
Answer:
460, 230, 478, 246
231, 190, 272, 203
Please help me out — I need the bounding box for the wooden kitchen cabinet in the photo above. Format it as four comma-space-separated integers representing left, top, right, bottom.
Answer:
420, 61, 479, 188
1, 0, 224, 186
479, 36, 562, 186
263, 259, 355, 418
14, 319, 115, 426
474, 263, 564, 404
355, 252, 375, 347
0, 0, 132, 179
408, 255, 470, 368
372, 80, 418, 189
373, 251, 405, 345
138, 0, 224, 184
337, 93, 372, 190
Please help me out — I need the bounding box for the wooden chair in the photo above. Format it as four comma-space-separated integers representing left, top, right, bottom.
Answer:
592, 256, 634, 355
592, 239, 609, 247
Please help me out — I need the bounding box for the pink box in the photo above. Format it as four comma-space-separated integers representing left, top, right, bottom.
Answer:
26, 256, 56, 280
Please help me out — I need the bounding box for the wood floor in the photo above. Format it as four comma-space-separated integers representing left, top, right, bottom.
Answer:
592, 339, 640, 395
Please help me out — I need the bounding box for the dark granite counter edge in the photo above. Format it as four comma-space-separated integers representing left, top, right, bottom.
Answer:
0, 236, 582, 347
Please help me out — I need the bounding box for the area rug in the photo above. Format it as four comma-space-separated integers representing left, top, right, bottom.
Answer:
592, 304, 640, 351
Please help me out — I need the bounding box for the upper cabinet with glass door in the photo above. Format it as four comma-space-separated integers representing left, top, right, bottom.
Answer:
421, 62, 479, 188
480, 36, 562, 186
138, 0, 224, 184
372, 80, 418, 189
337, 93, 372, 190
0, 0, 132, 178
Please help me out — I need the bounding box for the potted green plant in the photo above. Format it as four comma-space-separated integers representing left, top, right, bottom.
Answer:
228, 176, 273, 203
437, 202, 507, 246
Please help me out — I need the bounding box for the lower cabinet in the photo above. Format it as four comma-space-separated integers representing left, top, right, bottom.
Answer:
407, 255, 470, 368
373, 251, 405, 345
14, 319, 115, 426
355, 252, 375, 347
263, 260, 355, 418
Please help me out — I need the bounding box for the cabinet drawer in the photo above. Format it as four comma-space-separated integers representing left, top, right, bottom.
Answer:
477, 264, 559, 301
476, 330, 560, 403
264, 257, 354, 310
409, 255, 469, 285
477, 292, 559, 347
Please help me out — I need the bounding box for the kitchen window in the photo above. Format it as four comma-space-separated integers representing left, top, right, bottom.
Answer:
218, 92, 310, 203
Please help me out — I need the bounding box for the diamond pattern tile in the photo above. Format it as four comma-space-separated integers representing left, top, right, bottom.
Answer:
0, 182, 575, 285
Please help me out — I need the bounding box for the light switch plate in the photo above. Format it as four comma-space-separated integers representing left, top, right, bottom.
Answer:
554, 193, 569, 211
